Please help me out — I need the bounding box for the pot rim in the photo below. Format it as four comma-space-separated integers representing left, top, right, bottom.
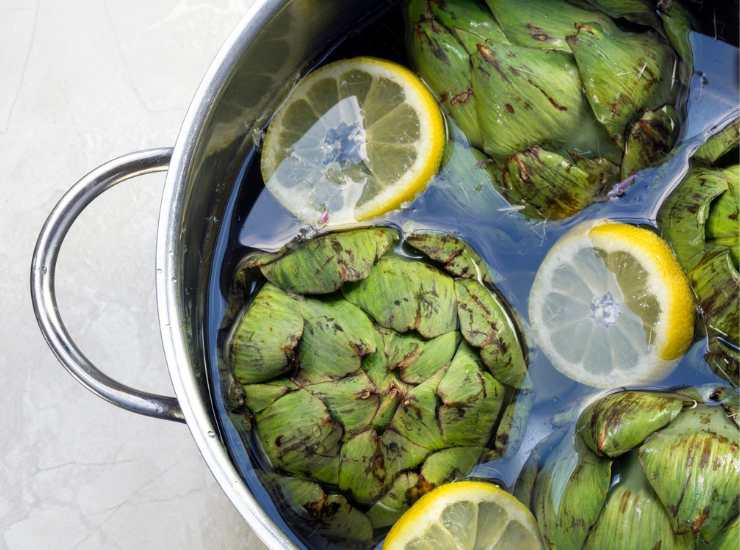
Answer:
155, 1, 294, 548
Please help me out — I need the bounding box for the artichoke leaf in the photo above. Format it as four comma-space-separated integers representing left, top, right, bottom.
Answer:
500, 146, 610, 221
430, 0, 510, 52
272, 477, 374, 543
658, 0, 695, 74
577, 390, 686, 457
471, 42, 619, 159
706, 169, 739, 267
406, 231, 494, 284
421, 447, 485, 486
367, 472, 422, 528
400, 332, 459, 384
622, 105, 681, 179
306, 373, 379, 435
389, 368, 447, 450
455, 279, 529, 388
485, 0, 614, 53
567, 23, 677, 145
256, 390, 343, 484
579, 0, 660, 27
260, 227, 397, 295
659, 167, 734, 271
494, 391, 534, 456
709, 516, 739, 550
695, 119, 740, 165
705, 338, 739, 389
230, 283, 303, 385
584, 452, 695, 550
514, 445, 543, 509
339, 429, 385, 505
298, 297, 377, 383
343, 255, 458, 338
438, 343, 506, 446
409, 19, 483, 147
690, 250, 739, 344
381, 429, 432, 481
639, 405, 740, 541
243, 379, 298, 413
533, 431, 612, 550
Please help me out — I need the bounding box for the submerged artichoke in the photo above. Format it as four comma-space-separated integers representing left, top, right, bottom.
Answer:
406, 0, 690, 219
516, 388, 740, 549
659, 143, 739, 385
227, 227, 528, 543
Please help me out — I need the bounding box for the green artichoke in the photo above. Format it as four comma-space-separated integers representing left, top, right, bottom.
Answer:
659, 158, 739, 385
227, 227, 528, 543
406, 0, 689, 220
516, 389, 740, 549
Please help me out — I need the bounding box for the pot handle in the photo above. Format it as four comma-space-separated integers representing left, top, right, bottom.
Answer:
30, 148, 185, 423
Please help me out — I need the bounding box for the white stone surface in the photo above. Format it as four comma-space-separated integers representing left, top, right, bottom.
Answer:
0, 1, 266, 548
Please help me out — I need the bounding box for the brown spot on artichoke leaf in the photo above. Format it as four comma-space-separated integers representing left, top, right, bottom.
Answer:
477, 44, 511, 83
526, 78, 568, 111
526, 23, 551, 42
450, 88, 474, 105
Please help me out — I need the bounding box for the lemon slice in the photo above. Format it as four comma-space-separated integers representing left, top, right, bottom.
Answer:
261, 57, 445, 226
528, 220, 695, 389
383, 481, 543, 550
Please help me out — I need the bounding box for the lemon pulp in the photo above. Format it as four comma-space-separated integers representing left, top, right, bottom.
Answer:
383, 481, 542, 550
261, 57, 445, 226
528, 220, 695, 389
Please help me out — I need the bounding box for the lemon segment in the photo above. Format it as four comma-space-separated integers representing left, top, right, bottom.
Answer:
260, 57, 445, 226
383, 481, 543, 550
528, 220, 695, 389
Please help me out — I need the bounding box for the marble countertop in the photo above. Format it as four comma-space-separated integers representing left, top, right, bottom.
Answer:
1, 1, 266, 548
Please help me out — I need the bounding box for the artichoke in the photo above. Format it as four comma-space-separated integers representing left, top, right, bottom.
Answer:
227, 227, 528, 543
406, 0, 689, 219
516, 388, 740, 549
659, 153, 739, 385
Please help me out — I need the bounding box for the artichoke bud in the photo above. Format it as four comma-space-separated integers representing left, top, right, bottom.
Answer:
566, 22, 677, 145
408, 19, 482, 147
577, 390, 686, 457
622, 105, 681, 179
532, 430, 613, 549
695, 119, 740, 166
272, 476, 374, 543
229, 227, 528, 542
639, 405, 740, 541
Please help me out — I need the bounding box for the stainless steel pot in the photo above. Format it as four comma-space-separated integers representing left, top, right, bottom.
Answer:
30, 2, 376, 548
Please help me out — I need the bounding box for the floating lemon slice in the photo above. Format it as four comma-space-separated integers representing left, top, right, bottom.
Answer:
261, 57, 445, 226
528, 220, 695, 389
383, 481, 543, 550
